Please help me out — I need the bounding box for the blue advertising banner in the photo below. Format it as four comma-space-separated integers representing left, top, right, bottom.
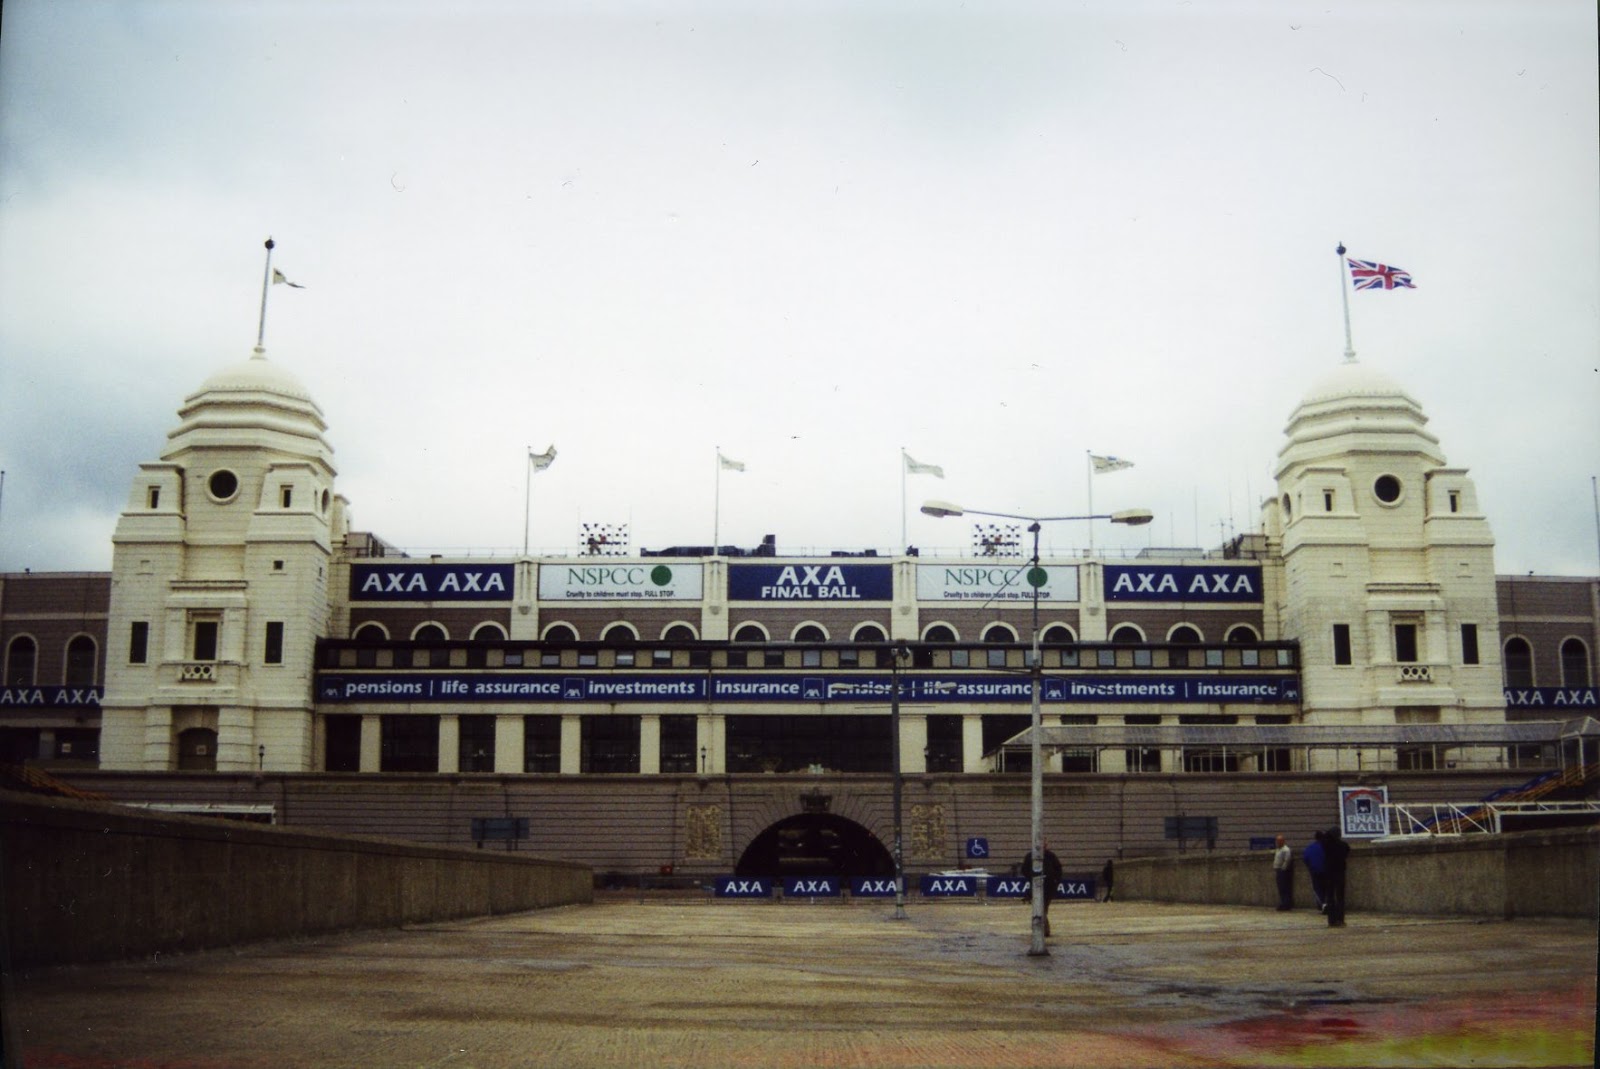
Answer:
1103, 564, 1262, 603
1504, 687, 1598, 710
728, 563, 894, 601
713, 877, 773, 898
316, 672, 1300, 705
783, 877, 842, 897
919, 874, 980, 897
350, 563, 516, 602
850, 877, 900, 897
985, 876, 1097, 900
0, 686, 102, 710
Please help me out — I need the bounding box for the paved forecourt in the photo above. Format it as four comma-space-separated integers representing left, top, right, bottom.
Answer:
11, 898, 1596, 1068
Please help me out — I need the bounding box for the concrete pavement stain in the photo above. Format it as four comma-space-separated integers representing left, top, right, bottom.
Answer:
9, 900, 1595, 1068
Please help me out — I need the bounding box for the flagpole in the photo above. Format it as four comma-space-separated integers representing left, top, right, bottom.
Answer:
1336, 242, 1356, 362
1086, 451, 1094, 553
900, 447, 908, 552
524, 447, 532, 556
713, 447, 722, 552
256, 237, 275, 349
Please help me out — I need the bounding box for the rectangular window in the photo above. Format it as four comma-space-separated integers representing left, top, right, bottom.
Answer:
129, 621, 149, 664
1323, 490, 1334, 512
324, 714, 362, 772
801, 649, 822, 668
660, 715, 697, 774
1059, 649, 1079, 667
581, 715, 641, 774
726, 714, 892, 773
192, 620, 219, 661
986, 648, 1008, 668
264, 622, 284, 664
503, 650, 524, 667
147, 486, 160, 509
614, 650, 636, 667
1393, 623, 1419, 663
542, 651, 563, 667
458, 715, 495, 772
523, 715, 561, 773
764, 649, 786, 668
577, 651, 598, 667
1448, 491, 1460, 514
280, 485, 293, 508
651, 649, 673, 667
950, 649, 970, 668
1332, 624, 1352, 666
838, 648, 859, 667
1133, 648, 1153, 667
1096, 649, 1117, 667
925, 715, 963, 773
380, 715, 440, 773
1461, 623, 1480, 665
1240, 648, 1259, 667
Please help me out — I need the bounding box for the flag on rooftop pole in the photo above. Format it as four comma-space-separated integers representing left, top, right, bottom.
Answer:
1087, 453, 1134, 552
1347, 257, 1415, 291
904, 452, 944, 479
523, 445, 558, 556
271, 268, 305, 289
714, 448, 744, 551
902, 449, 944, 550
718, 452, 746, 472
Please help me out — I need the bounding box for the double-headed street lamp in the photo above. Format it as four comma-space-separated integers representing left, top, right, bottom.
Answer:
921, 500, 1153, 956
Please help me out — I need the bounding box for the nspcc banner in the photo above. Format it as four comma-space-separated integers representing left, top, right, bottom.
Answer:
917, 564, 1079, 603
728, 563, 893, 601
538, 562, 703, 601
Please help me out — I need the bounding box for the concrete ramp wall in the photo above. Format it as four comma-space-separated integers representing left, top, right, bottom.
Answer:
1115, 826, 1598, 919
0, 790, 592, 969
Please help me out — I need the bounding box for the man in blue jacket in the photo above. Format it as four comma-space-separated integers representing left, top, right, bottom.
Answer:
1303, 830, 1328, 913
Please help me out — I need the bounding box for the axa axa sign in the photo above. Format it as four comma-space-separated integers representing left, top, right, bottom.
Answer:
350, 563, 515, 602
728, 563, 893, 601
1104, 564, 1262, 603
538, 562, 703, 601
0, 686, 102, 709
1504, 687, 1598, 709
916, 564, 1079, 603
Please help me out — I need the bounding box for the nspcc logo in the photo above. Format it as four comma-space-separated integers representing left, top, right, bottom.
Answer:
539, 562, 703, 600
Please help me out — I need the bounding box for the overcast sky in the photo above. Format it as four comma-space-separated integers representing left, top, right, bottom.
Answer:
1, 0, 1595, 576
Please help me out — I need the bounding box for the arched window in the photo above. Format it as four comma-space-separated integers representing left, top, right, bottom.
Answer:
64, 636, 98, 686
793, 624, 827, 642
982, 624, 1018, 643
1169, 625, 1202, 644
5, 636, 36, 687
852, 624, 887, 643
472, 623, 507, 642
601, 623, 640, 644
661, 623, 696, 641
1503, 637, 1534, 688
1040, 625, 1075, 644
1560, 638, 1590, 686
542, 624, 578, 642
732, 623, 768, 642
352, 623, 388, 641
922, 624, 957, 642
413, 623, 447, 642
1226, 625, 1260, 643
1109, 625, 1144, 643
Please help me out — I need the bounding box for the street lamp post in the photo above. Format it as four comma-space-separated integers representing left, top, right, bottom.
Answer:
889, 643, 910, 920
921, 500, 1152, 956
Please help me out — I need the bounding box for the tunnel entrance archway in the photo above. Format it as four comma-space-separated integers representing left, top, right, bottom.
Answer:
736, 814, 895, 879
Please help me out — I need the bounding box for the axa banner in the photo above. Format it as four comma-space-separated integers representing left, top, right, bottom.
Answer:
0, 686, 102, 709
917, 564, 1079, 603
850, 877, 900, 897
919, 874, 980, 897
1103, 564, 1262, 603
1339, 785, 1390, 839
350, 563, 515, 602
1504, 687, 1598, 709
538, 562, 703, 601
728, 563, 893, 601
986, 876, 1097, 900
783, 876, 842, 897
316, 672, 1300, 705
713, 877, 773, 898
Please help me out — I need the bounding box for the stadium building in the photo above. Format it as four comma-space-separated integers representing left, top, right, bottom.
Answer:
3, 345, 1597, 883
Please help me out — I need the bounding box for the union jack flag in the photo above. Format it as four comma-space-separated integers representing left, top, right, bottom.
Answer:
1348, 258, 1415, 290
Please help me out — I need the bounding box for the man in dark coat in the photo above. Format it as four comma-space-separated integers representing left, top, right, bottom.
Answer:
1323, 827, 1351, 926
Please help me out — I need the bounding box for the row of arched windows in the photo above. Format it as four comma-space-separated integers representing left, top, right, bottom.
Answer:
3, 635, 99, 687
347, 620, 1263, 645
1503, 636, 1592, 688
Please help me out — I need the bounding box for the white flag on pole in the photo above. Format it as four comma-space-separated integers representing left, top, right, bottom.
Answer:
1090, 454, 1134, 474
904, 453, 944, 479
529, 445, 558, 471
271, 268, 305, 289
719, 452, 745, 472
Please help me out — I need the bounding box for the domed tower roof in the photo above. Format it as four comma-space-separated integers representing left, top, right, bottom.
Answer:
163, 346, 334, 468
1276, 357, 1442, 476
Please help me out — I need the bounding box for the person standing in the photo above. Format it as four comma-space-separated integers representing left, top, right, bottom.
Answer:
1323, 827, 1351, 927
1100, 859, 1115, 903
1303, 830, 1328, 913
1272, 835, 1294, 910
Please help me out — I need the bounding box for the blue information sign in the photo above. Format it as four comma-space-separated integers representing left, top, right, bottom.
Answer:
919, 874, 980, 897
727, 563, 894, 601
965, 837, 989, 860
782, 876, 841, 898
1104, 564, 1262, 603
850, 876, 899, 898
713, 877, 773, 898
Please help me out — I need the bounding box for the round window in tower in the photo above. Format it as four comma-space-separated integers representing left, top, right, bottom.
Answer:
1373, 474, 1403, 505
207, 469, 240, 502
